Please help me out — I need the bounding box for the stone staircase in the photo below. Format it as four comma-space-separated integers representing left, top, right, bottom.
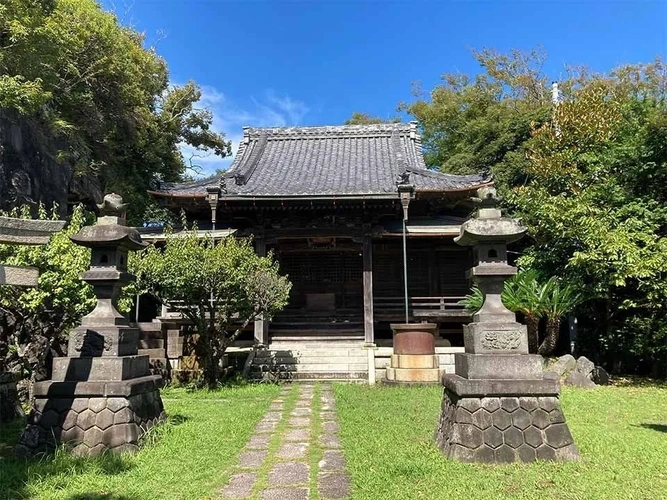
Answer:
246, 341, 368, 383
136, 322, 169, 382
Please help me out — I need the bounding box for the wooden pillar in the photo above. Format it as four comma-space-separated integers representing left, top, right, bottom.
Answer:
363, 236, 374, 344
254, 237, 270, 345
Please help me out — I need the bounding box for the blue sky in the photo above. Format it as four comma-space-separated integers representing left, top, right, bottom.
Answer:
102, 0, 667, 174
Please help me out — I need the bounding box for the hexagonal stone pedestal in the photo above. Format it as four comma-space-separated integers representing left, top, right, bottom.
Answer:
15, 376, 164, 456
434, 377, 579, 463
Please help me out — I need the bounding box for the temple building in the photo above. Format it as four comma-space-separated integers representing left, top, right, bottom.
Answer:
145, 122, 490, 382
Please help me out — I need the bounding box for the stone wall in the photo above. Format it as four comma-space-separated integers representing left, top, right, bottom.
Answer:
434, 390, 579, 463
15, 389, 165, 456
0, 374, 22, 423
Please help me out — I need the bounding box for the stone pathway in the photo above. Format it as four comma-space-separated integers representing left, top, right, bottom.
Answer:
219, 384, 351, 500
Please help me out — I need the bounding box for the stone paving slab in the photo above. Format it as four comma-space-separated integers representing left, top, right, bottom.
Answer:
284, 428, 310, 442
319, 450, 346, 471
246, 433, 272, 450
320, 411, 336, 420
288, 417, 311, 427
320, 433, 342, 449
238, 450, 268, 469
322, 421, 339, 434
261, 488, 310, 500
291, 408, 312, 417
220, 472, 257, 499
318, 471, 351, 500
268, 462, 310, 486
277, 442, 309, 460
255, 421, 279, 433
263, 411, 282, 422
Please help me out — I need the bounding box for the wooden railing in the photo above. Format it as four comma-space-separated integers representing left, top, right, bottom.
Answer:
373, 296, 469, 320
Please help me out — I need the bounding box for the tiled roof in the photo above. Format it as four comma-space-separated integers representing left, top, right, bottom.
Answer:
151, 123, 487, 198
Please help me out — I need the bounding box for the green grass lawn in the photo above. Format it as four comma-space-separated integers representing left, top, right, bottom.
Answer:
335, 382, 667, 500
0, 383, 280, 500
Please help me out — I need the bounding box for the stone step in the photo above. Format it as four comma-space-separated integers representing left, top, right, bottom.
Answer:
137, 329, 165, 340
136, 322, 162, 331
249, 370, 368, 381
270, 335, 364, 342
138, 348, 166, 359
251, 363, 368, 372
252, 356, 367, 365
138, 338, 164, 349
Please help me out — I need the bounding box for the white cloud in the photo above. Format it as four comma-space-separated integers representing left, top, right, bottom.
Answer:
176, 84, 310, 177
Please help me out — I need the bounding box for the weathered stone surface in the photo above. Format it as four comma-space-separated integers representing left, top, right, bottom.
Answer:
320, 433, 342, 449
238, 450, 268, 469
261, 488, 309, 500
575, 356, 595, 377
288, 417, 310, 428
221, 472, 257, 499
277, 443, 308, 460
592, 366, 610, 385
322, 421, 339, 434
546, 354, 576, 378
256, 421, 279, 433
318, 471, 351, 500
483, 427, 503, 449
511, 408, 531, 430
504, 427, 524, 448
268, 463, 309, 487
246, 433, 272, 450
284, 429, 310, 442
291, 408, 311, 417
319, 450, 346, 471
564, 371, 597, 389
436, 393, 579, 463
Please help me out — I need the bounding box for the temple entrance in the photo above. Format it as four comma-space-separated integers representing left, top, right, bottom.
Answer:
270, 239, 364, 340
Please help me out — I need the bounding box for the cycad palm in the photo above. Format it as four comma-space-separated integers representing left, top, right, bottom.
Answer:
537, 278, 581, 356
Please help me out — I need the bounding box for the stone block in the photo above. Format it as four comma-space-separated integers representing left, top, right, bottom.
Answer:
391, 354, 438, 369
455, 353, 543, 380
268, 463, 309, 487
510, 408, 531, 430
52, 356, 149, 382
463, 322, 528, 354
68, 327, 139, 357
442, 374, 561, 397
318, 471, 351, 499
221, 472, 257, 499
385, 367, 440, 383
96, 409, 114, 430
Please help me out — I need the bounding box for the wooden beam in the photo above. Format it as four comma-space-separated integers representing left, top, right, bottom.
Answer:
0, 265, 38, 286
362, 236, 374, 344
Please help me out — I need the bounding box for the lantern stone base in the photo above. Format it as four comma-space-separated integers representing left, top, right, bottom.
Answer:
15, 375, 165, 457
435, 375, 580, 463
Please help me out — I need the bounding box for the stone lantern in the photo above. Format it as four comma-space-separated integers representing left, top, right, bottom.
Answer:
434, 187, 579, 463
16, 194, 166, 457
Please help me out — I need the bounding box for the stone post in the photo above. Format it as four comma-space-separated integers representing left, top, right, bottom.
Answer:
15, 194, 166, 457
434, 187, 579, 463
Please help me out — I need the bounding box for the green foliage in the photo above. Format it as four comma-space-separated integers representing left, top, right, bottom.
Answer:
459, 270, 581, 355
130, 229, 291, 387
409, 49, 667, 374
0, 0, 231, 223
0, 205, 95, 380
344, 112, 400, 125
400, 48, 551, 190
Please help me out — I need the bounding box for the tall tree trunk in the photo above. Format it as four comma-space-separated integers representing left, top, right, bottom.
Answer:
526, 314, 540, 354
538, 317, 560, 356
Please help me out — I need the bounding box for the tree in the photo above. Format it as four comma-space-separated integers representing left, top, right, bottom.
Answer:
130, 230, 291, 387
0, 0, 231, 223
400, 48, 551, 189
0, 205, 95, 389
502, 270, 546, 354
344, 112, 400, 125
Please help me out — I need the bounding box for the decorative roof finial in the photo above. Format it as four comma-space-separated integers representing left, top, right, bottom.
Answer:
97, 193, 128, 218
